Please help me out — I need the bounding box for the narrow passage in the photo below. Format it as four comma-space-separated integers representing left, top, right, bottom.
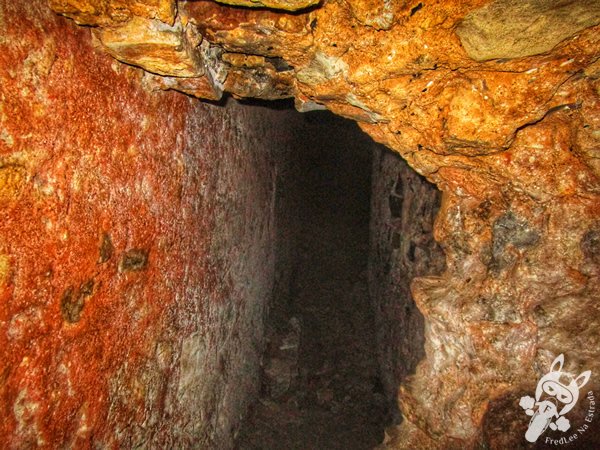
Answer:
237, 111, 388, 449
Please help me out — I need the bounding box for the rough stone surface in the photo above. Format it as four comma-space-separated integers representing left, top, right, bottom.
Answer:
17, 0, 600, 447
49, 0, 177, 26
0, 3, 306, 447
456, 0, 600, 61
213, 0, 319, 12
369, 148, 445, 424
93, 16, 203, 77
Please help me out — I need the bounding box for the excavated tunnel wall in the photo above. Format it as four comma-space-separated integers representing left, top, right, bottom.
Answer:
369, 148, 445, 423
0, 3, 308, 447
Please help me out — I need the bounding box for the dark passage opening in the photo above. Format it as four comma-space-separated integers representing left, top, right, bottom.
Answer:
234, 104, 443, 449
236, 109, 385, 449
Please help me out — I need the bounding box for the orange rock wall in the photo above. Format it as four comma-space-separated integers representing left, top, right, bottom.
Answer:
0, 2, 303, 447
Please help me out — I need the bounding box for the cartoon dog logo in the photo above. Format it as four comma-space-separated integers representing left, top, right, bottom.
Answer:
519, 354, 591, 443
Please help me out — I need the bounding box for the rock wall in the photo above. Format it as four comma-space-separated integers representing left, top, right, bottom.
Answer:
369, 148, 445, 423
0, 3, 303, 447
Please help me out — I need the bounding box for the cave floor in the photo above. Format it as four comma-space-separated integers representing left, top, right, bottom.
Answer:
236, 127, 388, 449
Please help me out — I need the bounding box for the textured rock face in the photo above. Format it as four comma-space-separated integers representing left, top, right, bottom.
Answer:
456, 0, 600, 61
369, 148, 445, 423
0, 2, 308, 447
14, 0, 600, 447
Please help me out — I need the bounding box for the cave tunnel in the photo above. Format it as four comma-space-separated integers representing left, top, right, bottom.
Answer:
234, 104, 443, 449
2, 1, 600, 450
